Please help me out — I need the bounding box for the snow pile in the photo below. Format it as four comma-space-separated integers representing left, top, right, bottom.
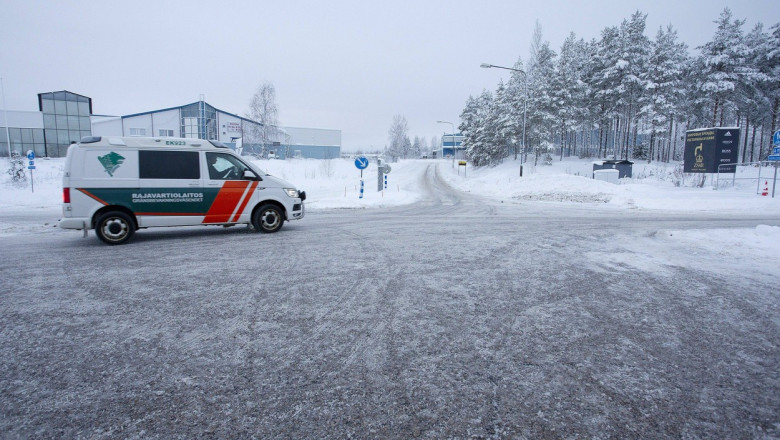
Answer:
607, 225, 780, 280
438, 157, 780, 214
655, 225, 780, 264
255, 158, 424, 209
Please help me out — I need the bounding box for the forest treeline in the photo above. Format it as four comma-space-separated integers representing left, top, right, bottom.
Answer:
459, 9, 780, 166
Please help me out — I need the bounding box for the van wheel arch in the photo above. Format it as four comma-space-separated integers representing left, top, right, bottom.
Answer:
92, 206, 138, 230
251, 201, 286, 233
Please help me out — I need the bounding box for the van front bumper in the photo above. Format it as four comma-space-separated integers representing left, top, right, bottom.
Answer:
291, 202, 305, 220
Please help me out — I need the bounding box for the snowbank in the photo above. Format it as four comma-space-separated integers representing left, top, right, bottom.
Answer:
438, 157, 780, 214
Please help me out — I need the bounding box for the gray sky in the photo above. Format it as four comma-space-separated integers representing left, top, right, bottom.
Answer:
1, 0, 777, 151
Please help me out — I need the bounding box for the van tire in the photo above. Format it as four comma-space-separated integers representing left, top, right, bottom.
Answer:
95, 211, 135, 245
252, 204, 284, 233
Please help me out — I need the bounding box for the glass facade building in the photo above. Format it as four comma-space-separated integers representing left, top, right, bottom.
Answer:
0, 125, 45, 158
39, 91, 92, 157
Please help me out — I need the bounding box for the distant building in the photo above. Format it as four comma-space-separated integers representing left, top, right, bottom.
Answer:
440, 132, 464, 158
2, 91, 341, 159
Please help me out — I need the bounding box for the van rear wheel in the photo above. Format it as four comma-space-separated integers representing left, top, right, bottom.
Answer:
95, 211, 135, 245
252, 204, 284, 233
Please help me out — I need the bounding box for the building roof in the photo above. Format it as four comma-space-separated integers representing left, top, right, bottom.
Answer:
122, 101, 263, 127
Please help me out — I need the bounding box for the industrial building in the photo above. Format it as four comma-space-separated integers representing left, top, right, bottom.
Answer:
440, 132, 464, 158
1, 91, 341, 159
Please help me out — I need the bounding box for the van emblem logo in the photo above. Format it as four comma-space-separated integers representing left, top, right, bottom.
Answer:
97, 152, 125, 176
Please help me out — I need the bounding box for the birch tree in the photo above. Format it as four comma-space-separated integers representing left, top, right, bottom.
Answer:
246, 82, 280, 157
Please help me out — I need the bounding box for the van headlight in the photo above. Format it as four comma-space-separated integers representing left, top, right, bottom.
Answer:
284, 188, 300, 198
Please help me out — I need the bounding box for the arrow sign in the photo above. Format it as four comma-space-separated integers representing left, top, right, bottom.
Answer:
774, 130, 780, 146
354, 156, 369, 170
27, 150, 35, 161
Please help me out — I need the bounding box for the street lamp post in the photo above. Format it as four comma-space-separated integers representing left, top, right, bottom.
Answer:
480, 63, 527, 163
436, 120, 457, 168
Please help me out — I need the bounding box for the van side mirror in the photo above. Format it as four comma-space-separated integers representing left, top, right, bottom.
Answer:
243, 170, 261, 180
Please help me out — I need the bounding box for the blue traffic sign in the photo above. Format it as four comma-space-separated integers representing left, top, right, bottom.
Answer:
773, 147, 780, 155
774, 130, 780, 146
27, 165, 36, 169
26, 151, 35, 160
354, 156, 369, 170
769, 155, 780, 161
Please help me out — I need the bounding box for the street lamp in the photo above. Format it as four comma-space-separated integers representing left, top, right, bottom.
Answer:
481, 63, 527, 163
436, 120, 457, 167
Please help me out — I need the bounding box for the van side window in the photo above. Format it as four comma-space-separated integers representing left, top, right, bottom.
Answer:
206, 152, 250, 180
139, 150, 200, 179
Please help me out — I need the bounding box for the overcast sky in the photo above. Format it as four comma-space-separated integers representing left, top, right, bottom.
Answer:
1, 0, 777, 151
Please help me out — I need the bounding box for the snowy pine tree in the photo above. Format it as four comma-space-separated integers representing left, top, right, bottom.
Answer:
640, 24, 688, 162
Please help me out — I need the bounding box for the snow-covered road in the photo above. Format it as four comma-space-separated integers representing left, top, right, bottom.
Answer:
1, 162, 779, 438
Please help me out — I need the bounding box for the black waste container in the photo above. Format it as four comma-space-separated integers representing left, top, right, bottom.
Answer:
592, 159, 633, 179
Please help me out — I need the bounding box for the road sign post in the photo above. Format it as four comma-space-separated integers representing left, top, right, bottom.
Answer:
26, 150, 34, 193
768, 145, 780, 198
355, 156, 368, 199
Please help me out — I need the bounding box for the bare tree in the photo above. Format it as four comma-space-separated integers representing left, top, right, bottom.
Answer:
245, 82, 280, 157
387, 114, 409, 162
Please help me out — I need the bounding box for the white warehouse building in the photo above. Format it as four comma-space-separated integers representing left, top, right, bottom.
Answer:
92, 98, 341, 160
0, 91, 340, 159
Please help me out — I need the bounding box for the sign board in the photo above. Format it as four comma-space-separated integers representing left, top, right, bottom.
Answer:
27, 151, 35, 161
773, 130, 780, 146
684, 128, 739, 173
354, 156, 369, 170
383, 165, 391, 174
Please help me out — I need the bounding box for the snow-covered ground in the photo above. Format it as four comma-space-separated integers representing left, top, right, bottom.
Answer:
2, 156, 779, 437
2, 156, 779, 261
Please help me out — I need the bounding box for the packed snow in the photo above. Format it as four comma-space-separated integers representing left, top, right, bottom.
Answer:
2, 156, 779, 262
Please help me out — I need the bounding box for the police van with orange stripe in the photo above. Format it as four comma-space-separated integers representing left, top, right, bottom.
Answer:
59, 136, 305, 244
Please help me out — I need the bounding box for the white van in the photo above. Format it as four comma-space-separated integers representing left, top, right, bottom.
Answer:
59, 136, 305, 245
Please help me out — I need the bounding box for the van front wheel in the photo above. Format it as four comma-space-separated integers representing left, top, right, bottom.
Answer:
95, 211, 135, 245
252, 204, 284, 233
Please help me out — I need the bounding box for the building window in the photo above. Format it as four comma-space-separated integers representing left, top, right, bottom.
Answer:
158, 129, 174, 137
180, 101, 217, 140
129, 128, 147, 136
182, 117, 198, 138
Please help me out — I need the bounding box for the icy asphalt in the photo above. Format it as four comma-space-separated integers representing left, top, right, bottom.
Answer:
1, 163, 779, 439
